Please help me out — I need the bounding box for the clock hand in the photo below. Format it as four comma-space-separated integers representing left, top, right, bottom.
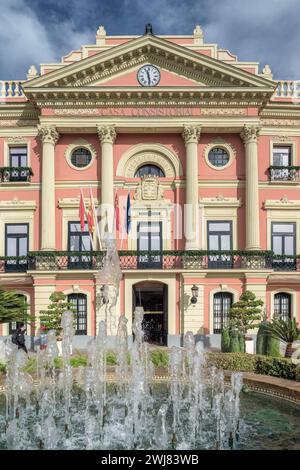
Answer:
146, 70, 151, 85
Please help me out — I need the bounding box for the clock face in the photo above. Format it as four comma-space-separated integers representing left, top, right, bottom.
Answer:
137, 65, 160, 87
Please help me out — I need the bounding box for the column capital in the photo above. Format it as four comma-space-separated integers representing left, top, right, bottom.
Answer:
97, 125, 117, 144
37, 125, 60, 145
182, 125, 201, 145
240, 124, 261, 144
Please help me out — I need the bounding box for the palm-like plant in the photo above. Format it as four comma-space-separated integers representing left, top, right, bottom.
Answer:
265, 318, 300, 358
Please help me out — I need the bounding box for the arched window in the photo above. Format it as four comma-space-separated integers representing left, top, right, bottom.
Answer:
274, 293, 292, 322
213, 292, 233, 334
68, 293, 87, 335
9, 294, 27, 334
134, 164, 165, 178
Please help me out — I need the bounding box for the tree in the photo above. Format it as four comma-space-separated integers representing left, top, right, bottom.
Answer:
0, 288, 30, 325
264, 318, 300, 358
229, 291, 263, 336
39, 292, 75, 338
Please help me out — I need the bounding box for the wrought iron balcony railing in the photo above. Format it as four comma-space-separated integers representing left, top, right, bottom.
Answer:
1, 251, 299, 273
0, 167, 33, 183
269, 166, 300, 182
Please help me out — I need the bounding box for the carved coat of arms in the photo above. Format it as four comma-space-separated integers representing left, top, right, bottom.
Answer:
134, 175, 164, 201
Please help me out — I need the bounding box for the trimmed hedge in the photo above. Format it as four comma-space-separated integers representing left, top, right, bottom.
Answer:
0, 362, 6, 374
208, 352, 298, 381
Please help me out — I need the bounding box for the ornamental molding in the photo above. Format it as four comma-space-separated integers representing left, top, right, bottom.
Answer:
264, 197, 300, 210
97, 125, 117, 144
0, 198, 37, 210
37, 125, 60, 145
64, 138, 97, 171
117, 143, 182, 178
270, 135, 296, 142
55, 108, 99, 116
240, 124, 261, 144
134, 175, 164, 201
182, 125, 201, 145
199, 195, 242, 208
58, 197, 99, 209
0, 120, 37, 127
201, 108, 246, 115
261, 119, 300, 127
7, 136, 31, 143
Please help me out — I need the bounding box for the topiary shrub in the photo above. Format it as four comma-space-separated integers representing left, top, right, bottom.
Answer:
106, 351, 117, 365
229, 330, 241, 353
221, 328, 231, 352
256, 321, 280, 357
239, 333, 245, 353
0, 362, 6, 374
256, 322, 268, 355
207, 352, 257, 372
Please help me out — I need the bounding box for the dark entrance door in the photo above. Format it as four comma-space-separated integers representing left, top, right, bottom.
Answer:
133, 283, 167, 346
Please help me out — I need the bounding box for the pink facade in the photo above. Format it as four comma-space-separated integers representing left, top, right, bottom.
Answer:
1, 26, 300, 346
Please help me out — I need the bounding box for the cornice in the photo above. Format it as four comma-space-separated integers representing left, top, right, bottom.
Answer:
58, 197, 99, 208
264, 196, 300, 210
0, 198, 37, 210
26, 87, 273, 108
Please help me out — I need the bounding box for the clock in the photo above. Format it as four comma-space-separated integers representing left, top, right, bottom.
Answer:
137, 65, 160, 87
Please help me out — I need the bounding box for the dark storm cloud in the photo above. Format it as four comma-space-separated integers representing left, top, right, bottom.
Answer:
0, 0, 299, 79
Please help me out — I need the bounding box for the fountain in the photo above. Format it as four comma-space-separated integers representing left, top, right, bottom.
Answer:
1, 234, 300, 450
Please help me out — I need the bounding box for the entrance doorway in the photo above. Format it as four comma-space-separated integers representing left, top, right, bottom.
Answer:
133, 282, 168, 346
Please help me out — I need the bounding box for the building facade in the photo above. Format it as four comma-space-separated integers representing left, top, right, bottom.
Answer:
0, 25, 300, 347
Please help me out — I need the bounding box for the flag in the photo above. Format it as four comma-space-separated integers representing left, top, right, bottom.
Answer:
87, 188, 95, 234
126, 192, 131, 234
115, 192, 120, 231
79, 189, 86, 232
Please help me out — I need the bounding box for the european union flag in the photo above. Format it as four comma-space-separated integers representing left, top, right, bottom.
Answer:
126, 192, 131, 234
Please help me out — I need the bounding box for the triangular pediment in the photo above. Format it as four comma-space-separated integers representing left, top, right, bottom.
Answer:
24, 34, 275, 92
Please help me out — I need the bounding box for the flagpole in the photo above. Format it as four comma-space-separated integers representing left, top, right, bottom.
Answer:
89, 186, 102, 251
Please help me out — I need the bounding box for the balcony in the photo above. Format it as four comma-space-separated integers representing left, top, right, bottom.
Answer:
268, 166, 300, 182
0, 251, 299, 274
0, 167, 33, 183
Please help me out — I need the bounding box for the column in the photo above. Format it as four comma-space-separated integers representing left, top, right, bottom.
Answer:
38, 125, 59, 251
182, 125, 201, 250
241, 125, 261, 250
97, 125, 117, 237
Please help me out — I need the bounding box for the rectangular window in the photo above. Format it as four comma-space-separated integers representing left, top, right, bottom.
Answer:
207, 221, 232, 268
68, 221, 92, 269
68, 294, 87, 335
271, 222, 296, 270
5, 224, 28, 272
137, 221, 162, 269
9, 146, 28, 167
272, 146, 292, 181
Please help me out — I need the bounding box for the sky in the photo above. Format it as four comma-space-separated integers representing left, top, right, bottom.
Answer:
1, 0, 300, 80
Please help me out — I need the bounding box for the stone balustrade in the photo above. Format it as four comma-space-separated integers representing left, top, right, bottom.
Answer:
274, 80, 300, 99
0, 80, 25, 98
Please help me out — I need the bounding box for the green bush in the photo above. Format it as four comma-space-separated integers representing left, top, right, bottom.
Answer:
221, 328, 231, 352
256, 323, 266, 355
0, 362, 6, 374
207, 352, 298, 381
239, 334, 245, 353
265, 335, 280, 358
106, 351, 117, 365
207, 352, 257, 372
255, 356, 296, 380
22, 357, 37, 374
70, 354, 88, 368
150, 349, 169, 368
